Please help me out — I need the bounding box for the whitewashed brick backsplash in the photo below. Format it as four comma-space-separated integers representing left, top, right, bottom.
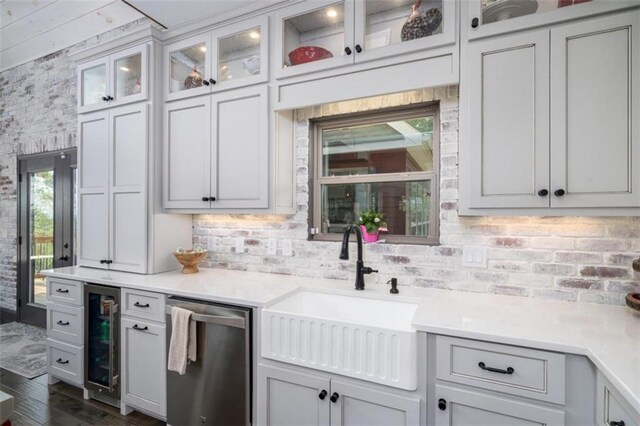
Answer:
194, 87, 640, 306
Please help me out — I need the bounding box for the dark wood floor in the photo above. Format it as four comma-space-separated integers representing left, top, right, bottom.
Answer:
0, 368, 165, 426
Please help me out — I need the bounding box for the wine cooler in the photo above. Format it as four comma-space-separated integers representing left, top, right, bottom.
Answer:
84, 283, 120, 405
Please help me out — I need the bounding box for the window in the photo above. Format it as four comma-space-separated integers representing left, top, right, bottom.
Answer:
311, 104, 439, 244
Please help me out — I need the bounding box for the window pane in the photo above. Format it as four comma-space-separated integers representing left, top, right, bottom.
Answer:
82, 64, 107, 107
29, 170, 54, 305
321, 180, 431, 236
322, 116, 434, 176
170, 43, 206, 93
115, 53, 142, 99
218, 26, 262, 82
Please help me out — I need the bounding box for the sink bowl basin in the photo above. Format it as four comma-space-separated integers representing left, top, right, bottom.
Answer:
261, 291, 418, 390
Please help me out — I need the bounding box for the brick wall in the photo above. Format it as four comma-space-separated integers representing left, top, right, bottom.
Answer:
0, 19, 149, 312
194, 86, 640, 305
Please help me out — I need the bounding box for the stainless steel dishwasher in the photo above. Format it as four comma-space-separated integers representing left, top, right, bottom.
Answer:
166, 296, 252, 426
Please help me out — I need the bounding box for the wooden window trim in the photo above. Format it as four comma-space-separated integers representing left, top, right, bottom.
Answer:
310, 103, 440, 245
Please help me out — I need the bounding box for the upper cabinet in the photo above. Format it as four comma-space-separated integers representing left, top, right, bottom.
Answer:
465, 0, 638, 40
460, 9, 640, 215
274, 0, 456, 79
78, 45, 148, 113
164, 16, 269, 101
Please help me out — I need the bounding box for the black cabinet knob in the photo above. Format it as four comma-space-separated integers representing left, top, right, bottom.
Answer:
344, 47, 352, 55
107, 96, 113, 101
318, 390, 327, 400
100, 259, 107, 264
58, 255, 69, 261
537, 189, 549, 197
105, 260, 113, 265
202, 79, 210, 86
438, 398, 447, 410
101, 96, 109, 101
209, 78, 216, 85
330, 392, 339, 403
610, 421, 625, 426
202, 197, 210, 202
471, 17, 479, 28
554, 189, 566, 197
355, 44, 362, 53
210, 196, 216, 202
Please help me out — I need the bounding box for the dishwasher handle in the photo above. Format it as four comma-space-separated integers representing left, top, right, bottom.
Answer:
165, 306, 246, 329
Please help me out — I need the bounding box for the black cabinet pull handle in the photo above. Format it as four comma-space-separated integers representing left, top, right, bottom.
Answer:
554, 189, 566, 196
209, 78, 216, 85
478, 362, 514, 375
56, 320, 70, 326
55, 288, 69, 293
538, 189, 549, 196
330, 392, 339, 403
56, 358, 69, 365
344, 47, 352, 55
438, 398, 447, 410
318, 390, 327, 400
134, 301, 150, 308
132, 324, 148, 331
471, 17, 479, 28
101, 96, 109, 101
58, 255, 69, 261
610, 421, 626, 426
202, 79, 210, 86
355, 44, 362, 53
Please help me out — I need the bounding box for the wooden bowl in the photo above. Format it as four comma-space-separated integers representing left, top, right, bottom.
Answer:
625, 293, 640, 313
173, 251, 207, 274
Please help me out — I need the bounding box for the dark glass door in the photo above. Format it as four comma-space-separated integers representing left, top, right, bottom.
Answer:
18, 150, 77, 327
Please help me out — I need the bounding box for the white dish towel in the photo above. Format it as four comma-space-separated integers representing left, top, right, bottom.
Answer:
167, 306, 197, 375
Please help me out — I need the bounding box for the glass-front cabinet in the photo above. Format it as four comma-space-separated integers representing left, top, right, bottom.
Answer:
466, 0, 637, 39
77, 45, 148, 113
275, 0, 455, 79
164, 16, 268, 101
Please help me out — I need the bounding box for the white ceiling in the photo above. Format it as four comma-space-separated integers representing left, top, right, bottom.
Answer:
0, 0, 144, 72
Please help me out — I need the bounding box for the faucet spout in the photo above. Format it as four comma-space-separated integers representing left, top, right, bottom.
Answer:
339, 225, 377, 290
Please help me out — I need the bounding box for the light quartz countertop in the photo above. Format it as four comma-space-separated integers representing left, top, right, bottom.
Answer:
42, 266, 640, 412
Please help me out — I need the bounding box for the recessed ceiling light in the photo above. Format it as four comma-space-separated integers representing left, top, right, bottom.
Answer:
249, 31, 260, 39
119, 66, 129, 72
200, 46, 207, 52
326, 8, 337, 18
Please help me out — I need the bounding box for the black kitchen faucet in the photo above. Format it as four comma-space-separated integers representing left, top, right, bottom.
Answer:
339, 224, 378, 290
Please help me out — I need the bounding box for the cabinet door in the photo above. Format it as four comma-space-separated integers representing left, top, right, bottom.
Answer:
78, 57, 110, 113
121, 317, 166, 418
275, 0, 356, 79
78, 111, 109, 268
164, 96, 212, 209
330, 379, 420, 426
109, 104, 148, 273
211, 85, 269, 209
353, 0, 456, 64
110, 44, 148, 108
550, 11, 640, 208
466, 30, 550, 209
434, 385, 565, 426
211, 16, 269, 92
164, 33, 212, 102
258, 364, 330, 426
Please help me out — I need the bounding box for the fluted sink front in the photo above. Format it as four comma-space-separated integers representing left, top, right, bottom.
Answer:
261, 290, 418, 390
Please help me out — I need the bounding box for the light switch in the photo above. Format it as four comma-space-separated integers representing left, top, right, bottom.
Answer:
207, 236, 220, 252
281, 239, 293, 257
462, 246, 487, 268
235, 237, 244, 253
267, 239, 277, 255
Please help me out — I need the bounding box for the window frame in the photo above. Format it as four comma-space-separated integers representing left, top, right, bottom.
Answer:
310, 103, 440, 245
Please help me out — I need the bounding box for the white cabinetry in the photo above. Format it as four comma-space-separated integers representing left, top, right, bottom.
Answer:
120, 288, 166, 419
460, 9, 640, 215
596, 372, 640, 426
164, 85, 269, 211
259, 364, 420, 426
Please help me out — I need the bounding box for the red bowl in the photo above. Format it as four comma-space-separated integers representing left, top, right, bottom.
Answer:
288, 46, 333, 66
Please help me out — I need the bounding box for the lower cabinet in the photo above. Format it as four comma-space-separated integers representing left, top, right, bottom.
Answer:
434, 384, 565, 426
596, 372, 640, 426
121, 315, 166, 418
259, 364, 420, 426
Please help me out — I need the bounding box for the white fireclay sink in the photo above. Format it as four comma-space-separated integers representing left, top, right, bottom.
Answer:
261, 290, 419, 390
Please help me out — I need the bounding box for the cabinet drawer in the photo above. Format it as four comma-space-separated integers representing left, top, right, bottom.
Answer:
47, 338, 83, 385
47, 278, 83, 306
436, 336, 565, 404
47, 303, 83, 345
597, 373, 640, 426
122, 288, 165, 323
